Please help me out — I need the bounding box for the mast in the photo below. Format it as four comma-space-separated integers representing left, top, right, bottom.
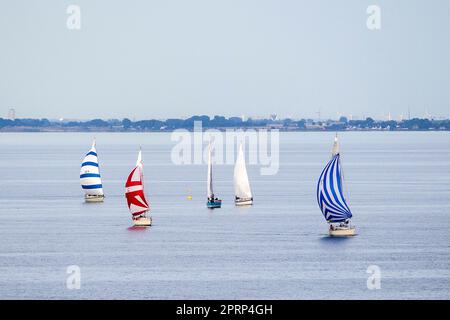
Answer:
331, 133, 339, 156
207, 142, 213, 199
80, 139, 104, 197
333, 134, 350, 204
233, 142, 252, 199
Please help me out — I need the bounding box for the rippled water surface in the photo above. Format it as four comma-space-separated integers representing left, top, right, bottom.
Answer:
0, 132, 449, 299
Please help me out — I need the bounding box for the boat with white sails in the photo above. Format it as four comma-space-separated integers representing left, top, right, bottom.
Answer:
125, 149, 152, 226
206, 141, 222, 208
317, 135, 355, 236
80, 139, 105, 202
233, 142, 253, 206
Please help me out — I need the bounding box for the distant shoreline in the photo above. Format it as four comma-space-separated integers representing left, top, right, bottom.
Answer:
1, 128, 449, 133
1, 116, 449, 132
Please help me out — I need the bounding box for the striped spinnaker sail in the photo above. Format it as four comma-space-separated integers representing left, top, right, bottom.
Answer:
80, 140, 104, 196
125, 150, 150, 218
316, 153, 352, 223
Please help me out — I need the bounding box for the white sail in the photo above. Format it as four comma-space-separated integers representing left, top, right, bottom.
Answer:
207, 142, 214, 198
134, 148, 145, 191
80, 140, 104, 196
233, 142, 252, 199
136, 148, 142, 167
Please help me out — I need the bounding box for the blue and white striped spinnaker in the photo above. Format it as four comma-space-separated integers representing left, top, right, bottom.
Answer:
316, 151, 352, 223
80, 140, 104, 197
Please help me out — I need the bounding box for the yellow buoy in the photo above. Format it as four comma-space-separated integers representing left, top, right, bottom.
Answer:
186, 187, 193, 200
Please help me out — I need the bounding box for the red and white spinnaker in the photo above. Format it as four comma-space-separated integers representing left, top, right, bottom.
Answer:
125, 150, 150, 219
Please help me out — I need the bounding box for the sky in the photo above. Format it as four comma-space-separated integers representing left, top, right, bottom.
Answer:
0, 0, 449, 120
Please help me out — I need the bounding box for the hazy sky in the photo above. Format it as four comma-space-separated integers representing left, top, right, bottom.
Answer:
0, 0, 449, 120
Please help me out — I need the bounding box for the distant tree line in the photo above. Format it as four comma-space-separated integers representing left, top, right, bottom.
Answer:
1, 116, 450, 131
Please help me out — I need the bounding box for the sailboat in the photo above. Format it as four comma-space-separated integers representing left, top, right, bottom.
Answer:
316, 135, 355, 236
206, 142, 222, 208
80, 139, 105, 202
125, 149, 152, 226
233, 142, 253, 206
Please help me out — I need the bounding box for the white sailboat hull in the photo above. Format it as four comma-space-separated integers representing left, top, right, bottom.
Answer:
235, 198, 253, 206
85, 195, 104, 203
133, 217, 152, 227
329, 226, 355, 237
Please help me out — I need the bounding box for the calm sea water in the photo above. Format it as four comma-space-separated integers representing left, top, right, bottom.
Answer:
0, 132, 449, 299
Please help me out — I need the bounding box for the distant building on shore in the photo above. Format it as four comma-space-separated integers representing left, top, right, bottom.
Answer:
7, 108, 16, 120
